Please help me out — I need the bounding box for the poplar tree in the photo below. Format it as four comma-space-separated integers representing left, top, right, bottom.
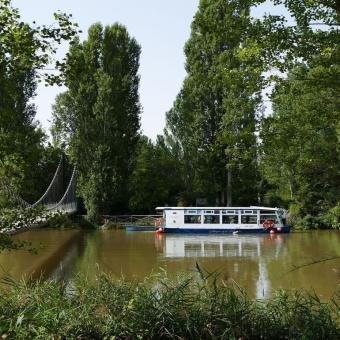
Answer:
52, 23, 141, 221
166, 0, 262, 206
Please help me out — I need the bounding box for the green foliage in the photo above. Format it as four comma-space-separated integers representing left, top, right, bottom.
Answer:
0, 0, 80, 85
327, 203, 340, 229
0, 205, 45, 233
253, 0, 340, 73
0, 0, 79, 207
39, 212, 95, 230
260, 62, 340, 226
0, 234, 30, 252
52, 23, 141, 222
129, 136, 183, 213
256, 0, 340, 227
166, 0, 262, 206
40, 211, 74, 229
0, 273, 338, 339
0, 205, 46, 252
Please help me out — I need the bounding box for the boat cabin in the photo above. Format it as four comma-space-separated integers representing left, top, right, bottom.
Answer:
156, 206, 286, 233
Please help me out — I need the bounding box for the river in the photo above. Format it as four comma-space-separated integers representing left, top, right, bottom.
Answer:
1, 229, 339, 299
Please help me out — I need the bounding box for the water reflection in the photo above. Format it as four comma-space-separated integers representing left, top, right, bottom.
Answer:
162, 234, 287, 298
0, 229, 85, 282
163, 234, 286, 258
1, 229, 339, 300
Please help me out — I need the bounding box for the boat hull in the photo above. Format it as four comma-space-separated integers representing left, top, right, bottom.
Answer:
163, 226, 291, 234
126, 226, 157, 231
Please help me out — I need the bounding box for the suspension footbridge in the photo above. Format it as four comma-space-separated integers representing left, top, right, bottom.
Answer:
0, 156, 77, 214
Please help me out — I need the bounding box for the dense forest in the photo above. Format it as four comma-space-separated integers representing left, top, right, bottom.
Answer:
1, 0, 339, 228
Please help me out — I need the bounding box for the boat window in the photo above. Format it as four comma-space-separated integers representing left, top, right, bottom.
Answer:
260, 214, 278, 224
222, 215, 238, 224
241, 215, 257, 224
204, 210, 220, 215
184, 215, 201, 224
222, 210, 238, 215
260, 210, 274, 214
204, 215, 220, 224
185, 210, 198, 214
172, 212, 177, 215
242, 210, 255, 214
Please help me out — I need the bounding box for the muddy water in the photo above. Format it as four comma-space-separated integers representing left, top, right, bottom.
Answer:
1, 229, 339, 299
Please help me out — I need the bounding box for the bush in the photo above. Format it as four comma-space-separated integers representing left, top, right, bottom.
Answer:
0, 206, 46, 233
294, 214, 323, 230
292, 202, 340, 230
324, 203, 340, 230
0, 274, 338, 339
41, 212, 74, 229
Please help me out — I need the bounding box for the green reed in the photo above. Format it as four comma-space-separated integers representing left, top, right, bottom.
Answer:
0, 272, 338, 339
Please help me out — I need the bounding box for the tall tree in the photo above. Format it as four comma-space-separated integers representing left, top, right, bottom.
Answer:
166, 0, 262, 206
0, 0, 79, 206
52, 23, 141, 221
256, 0, 340, 225
261, 63, 340, 219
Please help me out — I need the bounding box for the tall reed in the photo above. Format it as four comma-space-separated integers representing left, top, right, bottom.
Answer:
0, 272, 338, 339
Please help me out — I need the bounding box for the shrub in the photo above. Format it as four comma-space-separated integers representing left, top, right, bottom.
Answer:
0, 274, 338, 339
0, 206, 46, 233
324, 203, 340, 230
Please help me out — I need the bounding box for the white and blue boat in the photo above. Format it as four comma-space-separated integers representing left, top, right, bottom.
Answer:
155, 206, 291, 234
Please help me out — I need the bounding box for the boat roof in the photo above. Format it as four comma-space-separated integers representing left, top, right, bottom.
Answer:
156, 206, 279, 211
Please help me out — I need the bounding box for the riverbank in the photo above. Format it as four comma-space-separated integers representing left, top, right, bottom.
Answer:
0, 273, 338, 339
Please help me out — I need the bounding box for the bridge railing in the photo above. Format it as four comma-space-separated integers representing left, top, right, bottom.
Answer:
103, 215, 162, 226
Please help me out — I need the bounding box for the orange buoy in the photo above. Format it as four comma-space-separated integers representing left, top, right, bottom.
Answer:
270, 229, 275, 234
277, 227, 282, 232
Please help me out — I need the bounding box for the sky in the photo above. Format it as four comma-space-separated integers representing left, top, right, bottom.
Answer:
12, 0, 288, 140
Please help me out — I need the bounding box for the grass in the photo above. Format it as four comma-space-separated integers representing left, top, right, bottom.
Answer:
0, 272, 339, 339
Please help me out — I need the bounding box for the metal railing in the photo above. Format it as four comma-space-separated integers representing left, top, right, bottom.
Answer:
102, 215, 162, 226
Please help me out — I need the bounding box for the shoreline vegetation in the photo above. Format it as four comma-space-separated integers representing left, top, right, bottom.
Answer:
0, 273, 339, 339
1, 208, 340, 237
1, 1, 339, 229
0, 209, 95, 234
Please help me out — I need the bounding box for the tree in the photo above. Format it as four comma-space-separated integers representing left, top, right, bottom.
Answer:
252, 0, 340, 73
0, 0, 79, 206
260, 64, 340, 221
166, 0, 262, 206
52, 23, 141, 221
255, 0, 340, 226
129, 136, 183, 213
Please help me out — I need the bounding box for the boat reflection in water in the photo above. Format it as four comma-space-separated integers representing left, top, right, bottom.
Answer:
163, 234, 286, 258
162, 234, 287, 298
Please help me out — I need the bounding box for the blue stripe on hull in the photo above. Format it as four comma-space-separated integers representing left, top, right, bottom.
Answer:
126, 226, 157, 231
163, 226, 291, 234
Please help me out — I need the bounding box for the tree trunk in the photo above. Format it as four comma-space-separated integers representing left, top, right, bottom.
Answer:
221, 190, 225, 206
227, 168, 232, 207
289, 182, 294, 200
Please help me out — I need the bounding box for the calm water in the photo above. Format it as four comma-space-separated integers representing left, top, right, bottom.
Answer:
1, 229, 339, 299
